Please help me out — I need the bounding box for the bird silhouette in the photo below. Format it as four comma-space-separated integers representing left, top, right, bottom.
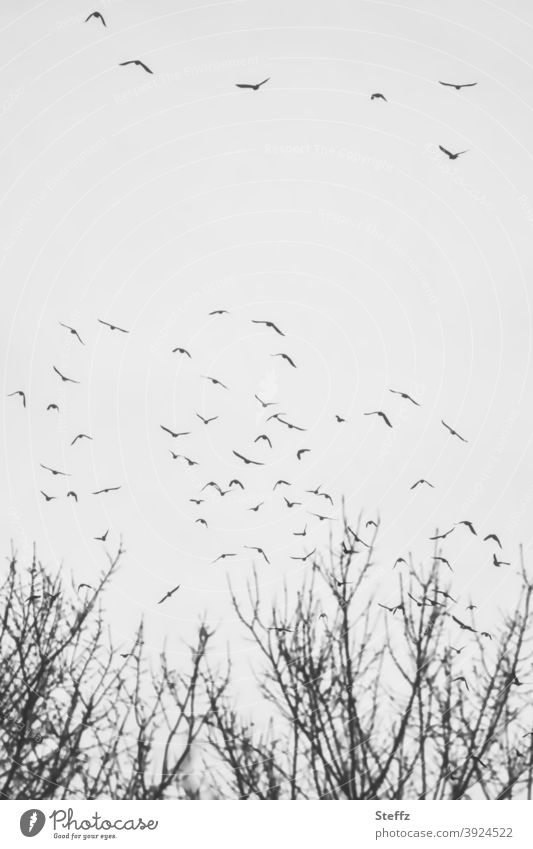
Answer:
429, 528, 455, 540
364, 410, 392, 428
46, 403, 59, 411
229, 479, 244, 489
290, 549, 316, 562
317, 492, 334, 505
244, 546, 270, 563
366, 519, 378, 528
92, 485, 121, 495
67, 491, 78, 502
213, 553, 237, 562
53, 365, 79, 384
71, 433, 92, 446
189, 498, 204, 505
236, 78, 270, 91
411, 479, 434, 489
7, 390, 26, 407
284, 497, 302, 509
272, 352, 296, 368
254, 434, 272, 448
172, 346, 191, 357
209, 309, 229, 315
94, 530, 108, 542
196, 413, 218, 425
453, 676, 470, 691
119, 60, 153, 74
439, 81, 477, 90
389, 389, 420, 405
202, 375, 228, 390
439, 145, 468, 160
296, 448, 311, 460
161, 425, 190, 438
394, 557, 408, 569
233, 450, 264, 466
437, 590, 457, 603
273, 480, 291, 489
98, 318, 129, 333
484, 533, 502, 548
309, 512, 334, 522
456, 520, 477, 535
433, 556, 453, 572
255, 394, 277, 408
441, 420, 468, 441
378, 602, 403, 614
59, 322, 84, 344
176, 455, 199, 467
195, 518, 208, 528
450, 614, 477, 633
248, 502, 264, 512
335, 414, 345, 423
493, 554, 510, 568
251, 319, 284, 335
40, 491, 56, 502
85, 11, 106, 26
272, 415, 306, 432
293, 525, 307, 536
40, 463, 70, 476
371, 92, 387, 101
78, 583, 93, 592
202, 481, 222, 493
158, 584, 180, 604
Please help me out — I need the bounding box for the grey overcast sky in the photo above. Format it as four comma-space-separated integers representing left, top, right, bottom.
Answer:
2, 0, 533, 678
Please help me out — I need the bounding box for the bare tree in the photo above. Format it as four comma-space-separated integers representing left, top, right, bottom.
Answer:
203, 523, 533, 799
0, 543, 215, 800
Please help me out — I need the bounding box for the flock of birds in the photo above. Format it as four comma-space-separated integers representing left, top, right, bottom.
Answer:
5, 10, 509, 631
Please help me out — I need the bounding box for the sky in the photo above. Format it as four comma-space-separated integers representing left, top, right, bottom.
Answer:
2, 0, 533, 695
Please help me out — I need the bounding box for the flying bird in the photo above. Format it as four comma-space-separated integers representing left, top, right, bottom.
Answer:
196, 414, 218, 425
7, 390, 26, 407
493, 554, 510, 568
394, 557, 407, 569
484, 533, 502, 548
232, 450, 264, 466
317, 492, 334, 505
71, 433, 92, 446
271, 352, 296, 368
244, 546, 270, 563
378, 602, 403, 614
273, 416, 306, 432
46, 403, 59, 411
456, 520, 477, 535
172, 346, 191, 357
202, 375, 228, 389
290, 549, 316, 562
389, 388, 420, 405
229, 479, 244, 489
309, 512, 334, 522
209, 309, 229, 315
59, 322, 84, 344
254, 434, 272, 448
439, 145, 468, 160
453, 676, 470, 691
92, 486, 121, 495
236, 78, 270, 91
429, 528, 455, 540
53, 365, 79, 384
78, 583, 93, 592
40, 491, 56, 502
293, 525, 307, 536
411, 479, 434, 489
296, 448, 311, 460
94, 530, 108, 542
248, 502, 263, 512
366, 519, 378, 528
67, 491, 78, 502
161, 425, 190, 438
213, 553, 237, 562
251, 319, 284, 335
158, 584, 180, 604
98, 318, 129, 333
176, 455, 199, 467
189, 498, 204, 505
119, 60, 153, 74
40, 464, 69, 476
202, 481, 222, 493
254, 394, 277, 408
371, 92, 387, 100
284, 497, 302, 509
85, 11, 106, 26
439, 81, 477, 90
441, 420, 468, 442
335, 414, 346, 423
273, 480, 291, 489
364, 410, 392, 428
433, 556, 453, 572
195, 518, 208, 528
450, 614, 477, 634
